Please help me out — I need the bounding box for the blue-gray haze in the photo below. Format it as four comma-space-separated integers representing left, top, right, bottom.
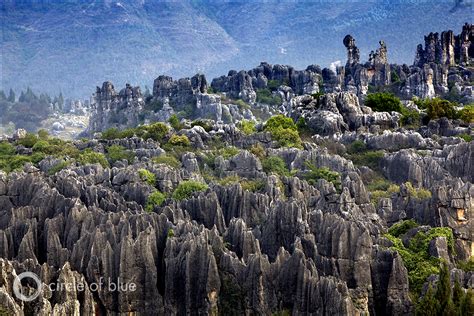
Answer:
0, 0, 472, 98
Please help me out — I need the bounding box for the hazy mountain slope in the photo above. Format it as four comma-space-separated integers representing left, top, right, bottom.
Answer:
0, 0, 471, 98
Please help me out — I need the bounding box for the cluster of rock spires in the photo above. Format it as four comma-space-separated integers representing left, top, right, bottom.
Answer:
0, 24, 473, 315
86, 24, 473, 135
1, 112, 473, 314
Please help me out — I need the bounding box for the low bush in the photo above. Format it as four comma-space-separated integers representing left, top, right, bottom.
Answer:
458, 104, 474, 123
153, 155, 181, 168
77, 150, 109, 168
347, 150, 384, 171
145, 190, 166, 212
240, 179, 265, 192
37, 129, 49, 140
347, 140, 367, 154
172, 180, 208, 201
262, 156, 289, 177
365, 92, 402, 113
456, 133, 473, 142
369, 184, 400, 204
47, 160, 70, 175
217, 175, 240, 186
239, 120, 256, 135
107, 145, 134, 163
138, 169, 156, 186
191, 120, 213, 132
405, 182, 432, 200
144, 122, 169, 141
249, 143, 266, 160
304, 161, 341, 191
400, 107, 421, 127
235, 99, 250, 111
388, 219, 419, 237
101, 128, 121, 140
256, 89, 282, 106
264, 115, 302, 148
16, 133, 39, 148
169, 114, 184, 130
457, 258, 474, 272
168, 134, 191, 147
265, 115, 297, 132
219, 146, 240, 159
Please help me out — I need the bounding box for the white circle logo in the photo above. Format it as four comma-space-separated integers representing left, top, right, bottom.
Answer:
13, 271, 43, 302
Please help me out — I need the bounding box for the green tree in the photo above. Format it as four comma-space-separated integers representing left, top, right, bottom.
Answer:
172, 181, 208, 201
169, 114, 182, 130
365, 92, 402, 113
416, 284, 439, 316
435, 262, 456, 316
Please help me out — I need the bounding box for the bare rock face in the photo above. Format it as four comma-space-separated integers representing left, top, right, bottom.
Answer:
88, 82, 144, 133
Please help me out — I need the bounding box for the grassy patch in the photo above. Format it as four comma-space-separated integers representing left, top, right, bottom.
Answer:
172, 180, 208, 201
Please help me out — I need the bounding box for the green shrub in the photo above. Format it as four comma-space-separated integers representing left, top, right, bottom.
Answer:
400, 107, 421, 127
239, 120, 256, 135
169, 114, 183, 130
235, 99, 250, 111
347, 140, 367, 154
172, 180, 208, 201
456, 133, 473, 142
365, 92, 402, 113
273, 127, 303, 149
107, 145, 134, 163
138, 169, 156, 186
101, 128, 121, 140
304, 161, 341, 190
348, 150, 384, 171
262, 156, 289, 176
191, 120, 213, 132
366, 177, 392, 192
265, 115, 297, 132
47, 160, 70, 175
388, 220, 419, 237
264, 115, 302, 148
207, 87, 215, 94
457, 258, 474, 272
256, 89, 282, 106
153, 155, 181, 168
144, 122, 169, 141
16, 133, 39, 148
219, 146, 240, 159
168, 134, 190, 147
5, 155, 31, 172
0, 141, 15, 156
405, 182, 432, 200
167, 228, 175, 238
77, 150, 109, 168
37, 129, 49, 140
145, 99, 163, 112
145, 190, 166, 212
241, 179, 265, 192
418, 98, 458, 120
369, 184, 400, 204
458, 104, 474, 123
217, 175, 240, 186
32, 140, 51, 153
267, 80, 281, 91
249, 143, 266, 160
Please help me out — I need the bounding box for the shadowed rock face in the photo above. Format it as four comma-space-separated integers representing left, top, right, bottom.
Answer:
0, 116, 472, 315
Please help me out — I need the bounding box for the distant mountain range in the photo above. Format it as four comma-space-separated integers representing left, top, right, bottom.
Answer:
1, 0, 472, 98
